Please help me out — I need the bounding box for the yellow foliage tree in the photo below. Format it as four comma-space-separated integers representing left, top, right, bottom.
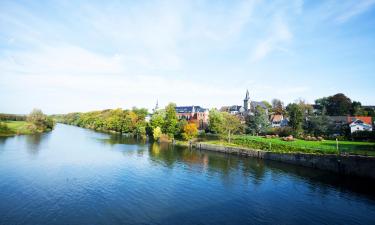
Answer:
182, 123, 198, 140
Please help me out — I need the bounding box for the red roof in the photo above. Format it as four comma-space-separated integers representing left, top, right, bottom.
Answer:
347, 116, 372, 125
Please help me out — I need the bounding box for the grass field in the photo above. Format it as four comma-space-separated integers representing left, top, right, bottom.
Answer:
0, 121, 33, 136
204, 135, 375, 156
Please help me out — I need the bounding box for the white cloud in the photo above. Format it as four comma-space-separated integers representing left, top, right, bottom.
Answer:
251, 15, 293, 61
336, 0, 375, 23
1, 46, 124, 75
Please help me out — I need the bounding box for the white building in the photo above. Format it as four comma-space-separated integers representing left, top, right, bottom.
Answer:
349, 119, 373, 133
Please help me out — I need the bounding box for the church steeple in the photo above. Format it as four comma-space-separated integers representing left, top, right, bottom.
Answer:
244, 89, 250, 111
244, 89, 250, 101
153, 100, 159, 113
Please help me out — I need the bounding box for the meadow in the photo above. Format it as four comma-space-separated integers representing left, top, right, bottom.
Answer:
204, 135, 375, 156
0, 121, 33, 136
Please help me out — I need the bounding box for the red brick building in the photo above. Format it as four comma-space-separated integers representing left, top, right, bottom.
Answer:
175, 106, 209, 130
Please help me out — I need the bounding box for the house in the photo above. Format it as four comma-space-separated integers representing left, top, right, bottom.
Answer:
328, 116, 373, 134
175, 106, 209, 130
270, 114, 288, 128
349, 119, 373, 133
347, 116, 372, 125
220, 105, 245, 115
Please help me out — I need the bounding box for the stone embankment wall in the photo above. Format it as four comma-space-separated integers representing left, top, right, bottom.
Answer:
195, 143, 375, 179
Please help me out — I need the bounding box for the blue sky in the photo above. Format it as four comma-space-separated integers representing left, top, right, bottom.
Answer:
1, 0, 375, 114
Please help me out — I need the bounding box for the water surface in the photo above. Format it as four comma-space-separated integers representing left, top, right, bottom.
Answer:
0, 124, 374, 225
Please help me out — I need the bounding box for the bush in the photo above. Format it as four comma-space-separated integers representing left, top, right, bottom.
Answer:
266, 127, 293, 137
153, 127, 162, 141
27, 109, 55, 132
0, 122, 12, 135
351, 131, 375, 141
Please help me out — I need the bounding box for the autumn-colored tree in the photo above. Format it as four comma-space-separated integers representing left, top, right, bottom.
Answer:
182, 123, 198, 140
153, 127, 162, 141
272, 99, 284, 114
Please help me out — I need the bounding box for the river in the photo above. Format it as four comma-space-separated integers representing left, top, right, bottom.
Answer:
0, 124, 374, 225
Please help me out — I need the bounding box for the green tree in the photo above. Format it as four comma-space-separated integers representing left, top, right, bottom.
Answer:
315, 97, 329, 115
132, 107, 148, 121
135, 124, 146, 139
326, 93, 352, 116
286, 103, 303, 135
304, 115, 332, 136
222, 112, 243, 143
177, 119, 188, 138
208, 109, 224, 134
150, 110, 165, 129
246, 106, 270, 135
262, 101, 272, 112
163, 103, 178, 138
351, 101, 363, 116
27, 109, 55, 131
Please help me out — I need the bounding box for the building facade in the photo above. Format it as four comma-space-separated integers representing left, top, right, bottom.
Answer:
175, 106, 209, 130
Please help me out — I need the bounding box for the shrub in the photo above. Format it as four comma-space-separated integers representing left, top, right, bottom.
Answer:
351, 131, 375, 141
0, 122, 12, 135
27, 109, 55, 132
153, 127, 162, 141
267, 127, 293, 137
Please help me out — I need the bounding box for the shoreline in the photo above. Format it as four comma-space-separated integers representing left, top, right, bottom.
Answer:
190, 142, 375, 179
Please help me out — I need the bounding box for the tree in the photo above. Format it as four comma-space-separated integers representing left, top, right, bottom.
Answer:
246, 106, 270, 135
271, 99, 284, 114
351, 101, 363, 116
296, 99, 313, 116
208, 109, 224, 134
135, 124, 146, 139
222, 112, 242, 143
177, 119, 188, 138
286, 103, 303, 135
153, 127, 162, 141
326, 93, 352, 116
163, 103, 178, 138
27, 109, 55, 131
132, 107, 148, 122
150, 110, 165, 129
262, 101, 272, 112
315, 97, 329, 115
304, 115, 332, 136
182, 123, 198, 140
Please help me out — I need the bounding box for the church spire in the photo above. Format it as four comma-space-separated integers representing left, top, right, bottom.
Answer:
244, 89, 250, 101
244, 89, 250, 111
153, 100, 159, 113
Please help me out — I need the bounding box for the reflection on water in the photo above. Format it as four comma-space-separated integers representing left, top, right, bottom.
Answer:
25, 133, 44, 155
0, 124, 374, 225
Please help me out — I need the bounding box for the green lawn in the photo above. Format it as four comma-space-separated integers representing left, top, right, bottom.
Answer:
204, 135, 375, 156
0, 121, 34, 136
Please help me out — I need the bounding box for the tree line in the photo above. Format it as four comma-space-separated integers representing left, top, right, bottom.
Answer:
56, 108, 149, 138
0, 109, 55, 135
57, 92, 374, 142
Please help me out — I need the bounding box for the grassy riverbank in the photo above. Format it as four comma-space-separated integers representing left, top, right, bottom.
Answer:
200, 135, 375, 156
0, 121, 35, 136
